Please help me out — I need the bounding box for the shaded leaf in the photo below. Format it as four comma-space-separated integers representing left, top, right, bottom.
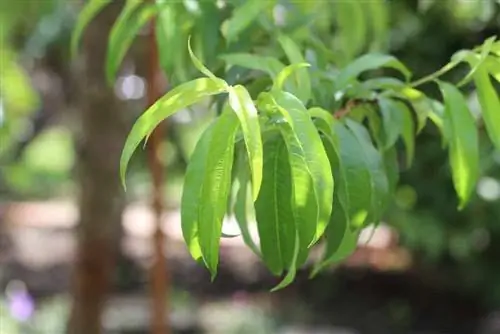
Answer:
336, 54, 411, 91
473, 64, 500, 150
255, 135, 296, 276
223, 0, 272, 42
277, 34, 312, 103
346, 120, 389, 224
437, 81, 479, 209
219, 53, 285, 78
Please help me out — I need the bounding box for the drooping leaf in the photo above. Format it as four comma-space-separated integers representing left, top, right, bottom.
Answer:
71, 0, 112, 58
277, 34, 312, 103
254, 134, 296, 276
271, 91, 334, 244
120, 78, 227, 188
334, 122, 372, 228
233, 154, 261, 256
400, 102, 416, 167
228, 85, 263, 200
473, 64, 500, 150
106, 1, 157, 84
222, 0, 272, 42
198, 110, 240, 278
181, 122, 216, 262
270, 233, 300, 291
378, 97, 404, 149
346, 120, 389, 225
437, 81, 479, 209
336, 54, 411, 91
219, 53, 285, 78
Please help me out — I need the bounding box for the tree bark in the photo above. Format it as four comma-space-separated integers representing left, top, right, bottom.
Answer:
66, 2, 126, 333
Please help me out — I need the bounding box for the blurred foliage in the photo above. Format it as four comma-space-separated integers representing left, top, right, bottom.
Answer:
0, 0, 500, 307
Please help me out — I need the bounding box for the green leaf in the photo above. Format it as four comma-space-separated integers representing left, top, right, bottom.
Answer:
378, 98, 404, 149
333, 1, 367, 63
437, 81, 479, 209
277, 34, 312, 103
234, 155, 261, 256
311, 132, 357, 276
456, 36, 496, 87
270, 233, 300, 291
334, 122, 372, 228
272, 91, 334, 244
219, 53, 285, 78
198, 110, 240, 278
254, 135, 297, 276
106, 1, 157, 84
120, 78, 227, 188
473, 64, 500, 150
367, 0, 389, 51
336, 54, 411, 91
71, 0, 112, 58
273, 63, 311, 93
155, 1, 179, 74
228, 85, 263, 201
181, 122, 216, 262
188, 36, 219, 82
400, 103, 416, 167
345, 120, 389, 225
222, 0, 271, 42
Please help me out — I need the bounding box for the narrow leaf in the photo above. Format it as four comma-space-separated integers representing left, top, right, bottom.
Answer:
120, 78, 227, 188
473, 64, 500, 150
234, 155, 261, 256
188, 36, 219, 82
198, 111, 240, 278
345, 120, 389, 225
71, 0, 112, 58
272, 91, 334, 244
274, 63, 311, 93
228, 85, 263, 201
378, 97, 404, 149
400, 103, 416, 167
437, 81, 479, 209
255, 135, 296, 276
181, 122, 216, 262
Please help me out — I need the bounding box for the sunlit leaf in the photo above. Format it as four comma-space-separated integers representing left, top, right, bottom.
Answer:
106, 1, 157, 84
71, 0, 112, 58
274, 63, 311, 94
120, 78, 227, 188
198, 110, 239, 278
437, 80, 479, 209
255, 134, 296, 276
188, 35, 219, 82
456, 36, 496, 87
228, 85, 263, 200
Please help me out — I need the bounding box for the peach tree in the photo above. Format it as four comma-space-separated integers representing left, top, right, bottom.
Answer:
73, 0, 500, 290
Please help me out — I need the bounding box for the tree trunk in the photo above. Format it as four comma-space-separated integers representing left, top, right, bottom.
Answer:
66, 2, 126, 333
